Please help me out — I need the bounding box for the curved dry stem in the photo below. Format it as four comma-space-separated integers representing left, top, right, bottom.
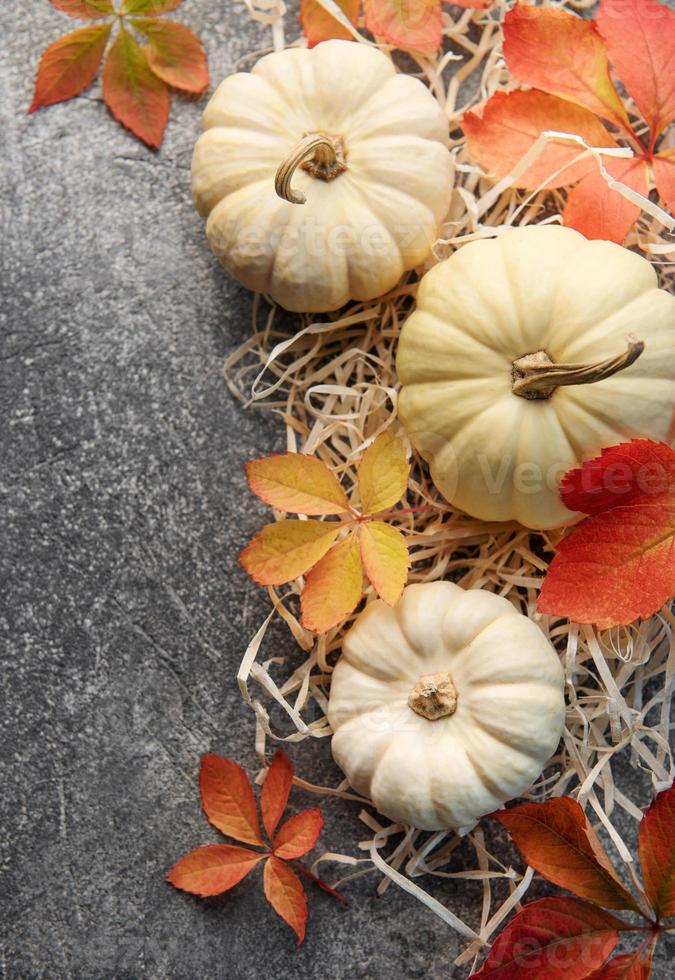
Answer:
512, 339, 645, 400
274, 133, 347, 205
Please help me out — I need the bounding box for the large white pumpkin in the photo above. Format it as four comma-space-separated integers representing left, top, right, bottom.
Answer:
191, 40, 453, 313
396, 226, 675, 529
328, 582, 565, 831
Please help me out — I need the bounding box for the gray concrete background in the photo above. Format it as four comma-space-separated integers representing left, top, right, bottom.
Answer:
1, 3, 672, 978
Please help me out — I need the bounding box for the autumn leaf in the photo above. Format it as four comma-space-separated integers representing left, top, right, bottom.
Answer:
200, 754, 263, 845
168, 751, 341, 942
471, 897, 625, 979
652, 149, 675, 211
261, 750, 294, 840
493, 798, 641, 913
300, 0, 360, 46
562, 157, 647, 244
246, 453, 350, 516
538, 440, 675, 628
502, 4, 630, 132
122, 0, 185, 12
239, 519, 341, 586
132, 18, 208, 93
585, 945, 655, 980
363, 0, 443, 53
102, 27, 170, 148
638, 783, 675, 920
167, 844, 264, 897
301, 533, 363, 633
50, 0, 114, 17
29, 23, 112, 112
359, 521, 409, 606
358, 430, 410, 515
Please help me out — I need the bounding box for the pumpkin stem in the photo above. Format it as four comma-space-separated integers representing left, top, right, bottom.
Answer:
408, 672, 458, 721
512, 338, 644, 400
275, 132, 347, 205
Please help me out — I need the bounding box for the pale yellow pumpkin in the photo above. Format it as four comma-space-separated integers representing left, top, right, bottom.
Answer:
328, 582, 565, 831
191, 40, 453, 313
396, 226, 675, 528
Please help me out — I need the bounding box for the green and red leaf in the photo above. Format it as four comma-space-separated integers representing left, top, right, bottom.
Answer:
102, 26, 170, 148
300, 0, 360, 46
493, 798, 641, 913
199, 754, 264, 846
122, 0, 184, 13
638, 783, 675, 920
29, 23, 112, 112
133, 18, 209, 93
362, 0, 442, 53
167, 844, 264, 897
300, 533, 363, 633
239, 519, 341, 586
261, 750, 294, 841
273, 808, 324, 860
471, 897, 624, 979
263, 855, 308, 943
50, 0, 114, 17
538, 441, 675, 628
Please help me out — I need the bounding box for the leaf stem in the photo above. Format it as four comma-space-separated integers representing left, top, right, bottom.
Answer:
289, 861, 349, 906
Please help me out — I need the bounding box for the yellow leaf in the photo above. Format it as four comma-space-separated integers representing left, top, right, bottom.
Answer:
357, 431, 409, 515
359, 521, 409, 606
301, 534, 363, 633
246, 453, 350, 516
239, 520, 340, 586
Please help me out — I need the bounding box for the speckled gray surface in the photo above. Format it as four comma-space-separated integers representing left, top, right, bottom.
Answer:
1, 3, 673, 978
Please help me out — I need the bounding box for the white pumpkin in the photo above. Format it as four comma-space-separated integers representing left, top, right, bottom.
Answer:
191, 40, 453, 313
328, 582, 565, 831
396, 226, 675, 529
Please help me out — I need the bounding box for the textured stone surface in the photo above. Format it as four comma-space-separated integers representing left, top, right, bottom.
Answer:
1, 3, 672, 978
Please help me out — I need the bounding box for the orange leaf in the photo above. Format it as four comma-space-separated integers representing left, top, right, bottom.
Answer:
29, 23, 112, 112
246, 453, 350, 516
263, 856, 308, 944
471, 897, 623, 979
538, 440, 675, 628
50, 0, 114, 16
638, 784, 675, 920
199, 754, 264, 846
261, 750, 294, 841
563, 157, 648, 244
167, 844, 264, 897
300, 0, 360, 46
493, 798, 641, 912
362, 0, 442, 53
301, 533, 363, 633
239, 519, 341, 586
357, 430, 409, 516
102, 26, 170, 149
273, 808, 324, 860
463, 90, 618, 190
503, 4, 630, 133
359, 521, 408, 605
133, 18, 208, 94
653, 149, 675, 212
122, 0, 184, 12
585, 945, 655, 980
596, 0, 675, 141
448, 0, 490, 7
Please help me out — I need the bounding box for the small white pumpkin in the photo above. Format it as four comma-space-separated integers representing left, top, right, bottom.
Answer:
328, 581, 565, 831
191, 40, 453, 313
396, 226, 675, 529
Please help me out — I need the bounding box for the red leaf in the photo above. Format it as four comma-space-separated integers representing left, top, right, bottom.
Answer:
29, 23, 112, 112
50, 0, 114, 17
261, 750, 294, 841
463, 90, 618, 190
122, 0, 184, 12
493, 798, 641, 912
585, 944, 655, 979
300, 0, 360, 46
596, 0, 675, 141
538, 441, 675, 628
102, 26, 170, 149
273, 808, 324, 860
132, 18, 209, 94
503, 4, 630, 133
167, 844, 264, 897
263, 856, 308, 943
199, 754, 264, 846
638, 783, 675, 920
362, 0, 442, 53
653, 149, 675, 212
300, 533, 363, 633
563, 157, 648, 244
471, 897, 623, 979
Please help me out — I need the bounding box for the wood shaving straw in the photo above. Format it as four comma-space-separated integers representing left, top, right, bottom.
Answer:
227, 1, 675, 963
